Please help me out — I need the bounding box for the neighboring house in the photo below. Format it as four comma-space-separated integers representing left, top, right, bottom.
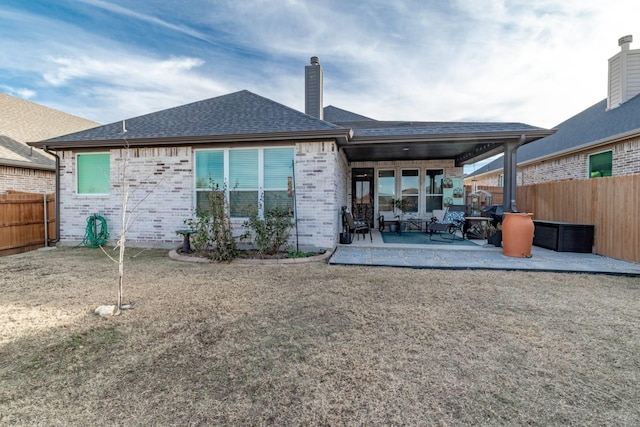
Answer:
30, 57, 551, 250
466, 35, 640, 187
0, 93, 99, 193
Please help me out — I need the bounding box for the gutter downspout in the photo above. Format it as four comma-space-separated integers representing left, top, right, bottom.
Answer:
43, 146, 60, 245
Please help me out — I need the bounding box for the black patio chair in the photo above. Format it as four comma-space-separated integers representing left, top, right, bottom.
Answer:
343, 209, 372, 242
426, 205, 466, 242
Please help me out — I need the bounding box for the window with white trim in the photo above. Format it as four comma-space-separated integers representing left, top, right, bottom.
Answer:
77, 153, 110, 194
195, 147, 294, 218
401, 169, 419, 213
377, 169, 395, 211
424, 169, 443, 212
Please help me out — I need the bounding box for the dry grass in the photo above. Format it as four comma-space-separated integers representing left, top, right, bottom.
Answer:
1, 247, 639, 426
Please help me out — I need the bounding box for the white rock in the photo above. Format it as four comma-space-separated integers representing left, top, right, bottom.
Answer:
94, 305, 117, 317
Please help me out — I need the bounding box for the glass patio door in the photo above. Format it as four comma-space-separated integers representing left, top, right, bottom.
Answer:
351, 168, 374, 226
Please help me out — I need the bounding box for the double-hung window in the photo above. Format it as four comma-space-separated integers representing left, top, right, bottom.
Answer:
195, 147, 294, 217
77, 153, 110, 195
229, 150, 259, 217
263, 148, 294, 214
195, 150, 224, 210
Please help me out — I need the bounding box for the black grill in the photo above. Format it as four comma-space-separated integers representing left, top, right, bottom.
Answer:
482, 204, 504, 225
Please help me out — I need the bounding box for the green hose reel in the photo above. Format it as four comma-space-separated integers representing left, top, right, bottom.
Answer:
81, 214, 109, 248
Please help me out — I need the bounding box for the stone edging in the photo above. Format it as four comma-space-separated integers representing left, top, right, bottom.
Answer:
168, 248, 332, 265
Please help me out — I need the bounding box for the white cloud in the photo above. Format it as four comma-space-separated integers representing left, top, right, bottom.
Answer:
43, 55, 206, 87
2, 0, 640, 128
39, 54, 231, 122
0, 85, 36, 99
76, 0, 212, 43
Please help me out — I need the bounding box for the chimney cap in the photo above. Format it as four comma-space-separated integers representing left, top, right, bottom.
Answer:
310, 56, 320, 65
619, 35, 633, 48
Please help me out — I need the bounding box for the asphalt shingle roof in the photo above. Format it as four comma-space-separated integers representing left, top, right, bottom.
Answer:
468, 94, 640, 176
45, 90, 343, 143
344, 121, 546, 138
323, 105, 375, 122
0, 93, 98, 169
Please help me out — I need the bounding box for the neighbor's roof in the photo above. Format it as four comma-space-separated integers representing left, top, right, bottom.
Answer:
35, 90, 351, 149
467, 94, 640, 177
0, 93, 99, 170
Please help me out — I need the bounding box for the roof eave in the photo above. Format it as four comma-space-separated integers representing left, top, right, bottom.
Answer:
472, 126, 640, 175
347, 129, 554, 144
28, 129, 353, 150
0, 159, 55, 171
518, 127, 640, 168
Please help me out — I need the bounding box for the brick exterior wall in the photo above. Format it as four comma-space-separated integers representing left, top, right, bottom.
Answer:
294, 141, 348, 250
58, 143, 472, 250
465, 135, 640, 187
0, 166, 55, 194
58, 147, 193, 248
58, 142, 347, 250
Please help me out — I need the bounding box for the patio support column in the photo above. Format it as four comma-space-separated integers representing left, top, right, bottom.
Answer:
502, 135, 525, 213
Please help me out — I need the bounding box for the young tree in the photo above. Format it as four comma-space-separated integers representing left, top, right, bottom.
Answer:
99, 133, 164, 314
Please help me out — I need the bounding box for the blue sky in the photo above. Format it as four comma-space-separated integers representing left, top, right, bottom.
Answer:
1, 0, 639, 134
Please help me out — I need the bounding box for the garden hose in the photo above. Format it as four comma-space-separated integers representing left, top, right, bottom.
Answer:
81, 214, 109, 248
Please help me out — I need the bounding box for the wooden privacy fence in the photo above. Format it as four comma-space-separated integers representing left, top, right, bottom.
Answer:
516, 175, 640, 264
465, 185, 504, 210
0, 191, 55, 256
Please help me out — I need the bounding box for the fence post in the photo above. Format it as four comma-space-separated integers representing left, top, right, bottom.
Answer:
43, 192, 48, 248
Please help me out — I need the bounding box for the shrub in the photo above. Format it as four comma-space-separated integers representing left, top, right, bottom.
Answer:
241, 202, 294, 256
185, 181, 237, 261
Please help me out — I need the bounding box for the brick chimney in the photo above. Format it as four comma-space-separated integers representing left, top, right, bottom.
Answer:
305, 56, 323, 119
608, 35, 640, 109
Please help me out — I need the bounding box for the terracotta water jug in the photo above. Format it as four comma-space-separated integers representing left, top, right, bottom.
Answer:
502, 213, 534, 258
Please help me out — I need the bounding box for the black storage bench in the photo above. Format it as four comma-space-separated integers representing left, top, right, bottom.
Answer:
533, 220, 594, 253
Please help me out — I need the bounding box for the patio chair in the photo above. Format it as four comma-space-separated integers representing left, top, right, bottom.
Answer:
343, 209, 372, 242
426, 205, 466, 242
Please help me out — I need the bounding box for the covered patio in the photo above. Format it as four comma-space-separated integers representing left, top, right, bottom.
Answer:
330, 229, 640, 275
338, 120, 555, 216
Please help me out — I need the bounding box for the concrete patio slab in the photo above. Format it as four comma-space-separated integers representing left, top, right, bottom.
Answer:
329, 231, 640, 275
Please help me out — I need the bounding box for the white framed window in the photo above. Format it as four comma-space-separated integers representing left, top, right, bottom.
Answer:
401, 169, 419, 213
425, 169, 443, 212
194, 147, 294, 218
229, 149, 259, 217
76, 153, 110, 195
377, 169, 395, 212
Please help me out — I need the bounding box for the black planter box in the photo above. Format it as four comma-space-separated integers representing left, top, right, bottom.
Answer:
339, 232, 353, 244
533, 220, 594, 253
487, 230, 502, 247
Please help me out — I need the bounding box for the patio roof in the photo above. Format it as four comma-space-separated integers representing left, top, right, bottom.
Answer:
330, 120, 554, 166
